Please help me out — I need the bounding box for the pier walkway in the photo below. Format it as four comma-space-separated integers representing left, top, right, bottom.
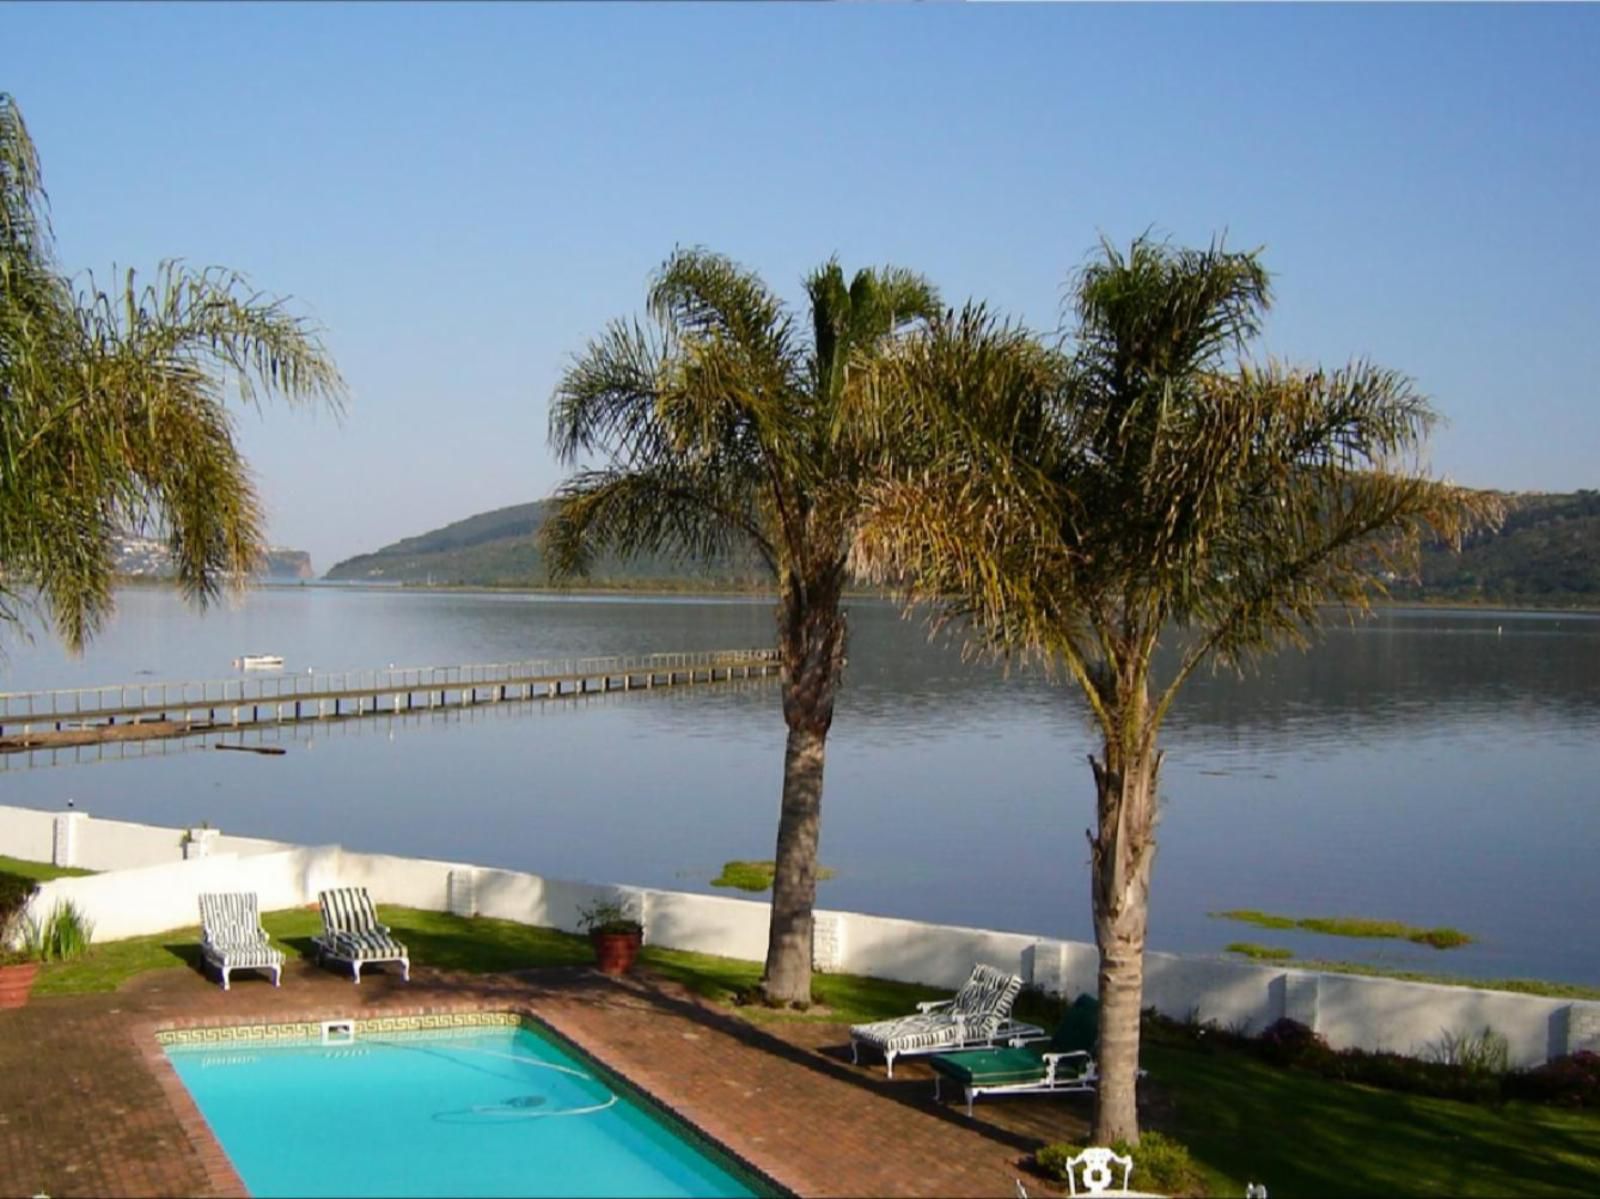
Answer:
0, 648, 779, 751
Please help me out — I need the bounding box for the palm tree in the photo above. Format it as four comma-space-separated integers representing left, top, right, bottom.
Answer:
0, 93, 344, 652
850, 235, 1494, 1142
544, 247, 939, 1003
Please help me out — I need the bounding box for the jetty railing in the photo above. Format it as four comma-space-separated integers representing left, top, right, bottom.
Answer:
0, 647, 781, 740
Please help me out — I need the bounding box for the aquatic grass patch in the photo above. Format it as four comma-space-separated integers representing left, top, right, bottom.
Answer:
1212, 908, 1474, 949
1225, 942, 1295, 961
710, 860, 835, 893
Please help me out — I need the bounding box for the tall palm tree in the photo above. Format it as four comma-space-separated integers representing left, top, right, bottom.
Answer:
544, 247, 939, 1003
0, 93, 344, 652
850, 235, 1494, 1142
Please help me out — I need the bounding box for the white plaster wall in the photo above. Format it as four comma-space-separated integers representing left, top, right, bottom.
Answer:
332, 851, 460, 910
71, 815, 195, 869
1314, 971, 1571, 1064
0, 804, 55, 863
26, 846, 339, 942
11, 805, 1596, 1068
828, 910, 1038, 990
644, 887, 770, 960
1143, 952, 1284, 1032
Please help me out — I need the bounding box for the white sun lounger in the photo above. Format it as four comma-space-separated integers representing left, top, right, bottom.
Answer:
849, 964, 1039, 1077
312, 886, 410, 984
198, 892, 284, 991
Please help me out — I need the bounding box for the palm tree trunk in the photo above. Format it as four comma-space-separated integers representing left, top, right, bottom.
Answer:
1087, 737, 1161, 1145
761, 575, 846, 1006
762, 722, 828, 1003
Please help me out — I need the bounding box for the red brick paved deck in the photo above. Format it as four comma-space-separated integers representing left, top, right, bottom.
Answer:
0, 959, 1092, 1198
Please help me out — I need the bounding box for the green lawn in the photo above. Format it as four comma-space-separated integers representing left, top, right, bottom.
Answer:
0, 855, 95, 882
26, 900, 1600, 1198
1149, 1042, 1600, 1197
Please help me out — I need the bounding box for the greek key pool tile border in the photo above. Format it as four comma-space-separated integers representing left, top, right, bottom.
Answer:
156, 1010, 523, 1046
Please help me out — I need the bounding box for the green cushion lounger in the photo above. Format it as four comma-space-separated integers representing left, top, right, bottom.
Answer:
312, 886, 410, 984
197, 892, 284, 991
849, 964, 1041, 1078
929, 992, 1102, 1116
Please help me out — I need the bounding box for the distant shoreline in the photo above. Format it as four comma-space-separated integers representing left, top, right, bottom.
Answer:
112, 574, 1600, 615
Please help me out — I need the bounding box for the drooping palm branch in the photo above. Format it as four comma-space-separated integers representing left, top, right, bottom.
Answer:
0, 93, 345, 652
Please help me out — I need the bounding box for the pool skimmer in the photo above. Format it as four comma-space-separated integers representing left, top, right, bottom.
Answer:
321, 1019, 356, 1046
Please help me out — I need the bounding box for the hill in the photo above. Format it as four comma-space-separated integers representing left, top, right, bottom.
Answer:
324, 501, 767, 588
115, 536, 313, 581
1394, 490, 1600, 607
326, 490, 1600, 606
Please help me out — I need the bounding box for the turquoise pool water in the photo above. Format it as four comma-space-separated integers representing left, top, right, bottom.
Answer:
164, 1023, 764, 1198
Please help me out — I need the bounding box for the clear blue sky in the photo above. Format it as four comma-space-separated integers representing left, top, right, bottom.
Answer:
6, 2, 1597, 573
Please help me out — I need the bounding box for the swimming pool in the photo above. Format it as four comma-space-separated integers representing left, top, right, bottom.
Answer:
162, 1017, 769, 1197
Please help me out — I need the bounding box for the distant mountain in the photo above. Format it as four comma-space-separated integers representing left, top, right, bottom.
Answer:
326, 489, 1600, 607
114, 535, 314, 581
324, 501, 767, 588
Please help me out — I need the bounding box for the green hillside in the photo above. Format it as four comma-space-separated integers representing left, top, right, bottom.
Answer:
327, 490, 1600, 606
1393, 490, 1600, 607
324, 500, 768, 588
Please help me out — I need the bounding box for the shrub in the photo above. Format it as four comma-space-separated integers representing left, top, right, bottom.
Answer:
1503, 1052, 1600, 1108
0, 871, 41, 963
1037, 1132, 1206, 1197
30, 900, 95, 962
1425, 1026, 1510, 1077
1256, 1018, 1328, 1067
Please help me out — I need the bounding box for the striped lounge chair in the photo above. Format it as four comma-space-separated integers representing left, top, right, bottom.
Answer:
312, 887, 410, 984
198, 892, 284, 991
849, 964, 1038, 1077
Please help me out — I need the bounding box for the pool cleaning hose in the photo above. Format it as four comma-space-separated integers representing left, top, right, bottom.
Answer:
371, 1041, 620, 1122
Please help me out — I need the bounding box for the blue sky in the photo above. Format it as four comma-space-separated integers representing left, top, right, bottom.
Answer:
5, 2, 1597, 572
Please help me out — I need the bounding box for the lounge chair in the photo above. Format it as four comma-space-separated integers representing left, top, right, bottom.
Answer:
849, 964, 1038, 1077
929, 992, 1104, 1116
312, 887, 410, 983
197, 892, 284, 991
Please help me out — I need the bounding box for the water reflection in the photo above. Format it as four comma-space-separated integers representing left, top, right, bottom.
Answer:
0, 588, 1594, 985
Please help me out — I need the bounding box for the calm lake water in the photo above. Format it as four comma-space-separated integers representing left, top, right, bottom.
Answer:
2, 586, 1596, 985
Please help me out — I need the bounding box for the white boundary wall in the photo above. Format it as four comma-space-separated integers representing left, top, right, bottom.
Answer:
6, 803, 1598, 1066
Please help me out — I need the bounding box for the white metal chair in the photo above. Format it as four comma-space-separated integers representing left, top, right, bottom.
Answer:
848, 964, 1040, 1077
1063, 1147, 1133, 1197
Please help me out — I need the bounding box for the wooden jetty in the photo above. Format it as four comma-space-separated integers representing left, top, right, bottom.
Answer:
0, 648, 780, 752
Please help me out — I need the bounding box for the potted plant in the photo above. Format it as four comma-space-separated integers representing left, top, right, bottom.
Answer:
0, 873, 42, 1010
577, 897, 644, 976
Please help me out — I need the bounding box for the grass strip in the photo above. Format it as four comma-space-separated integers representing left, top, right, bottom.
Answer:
0, 856, 96, 882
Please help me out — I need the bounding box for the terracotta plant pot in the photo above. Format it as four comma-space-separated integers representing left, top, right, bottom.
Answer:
0, 961, 41, 1010
590, 929, 643, 976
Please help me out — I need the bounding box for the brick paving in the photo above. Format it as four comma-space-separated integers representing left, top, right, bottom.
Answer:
0, 959, 1094, 1198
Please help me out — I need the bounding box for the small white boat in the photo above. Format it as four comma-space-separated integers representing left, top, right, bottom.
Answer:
233, 654, 285, 670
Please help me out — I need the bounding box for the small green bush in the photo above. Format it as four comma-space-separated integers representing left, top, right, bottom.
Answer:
0, 871, 41, 963
1426, 1026, 1511, 1077
30, 899, 95, 962
1037, 1132, 1206, 1197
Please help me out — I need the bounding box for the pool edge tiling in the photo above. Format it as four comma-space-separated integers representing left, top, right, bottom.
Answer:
150, 1006, 788, 1199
